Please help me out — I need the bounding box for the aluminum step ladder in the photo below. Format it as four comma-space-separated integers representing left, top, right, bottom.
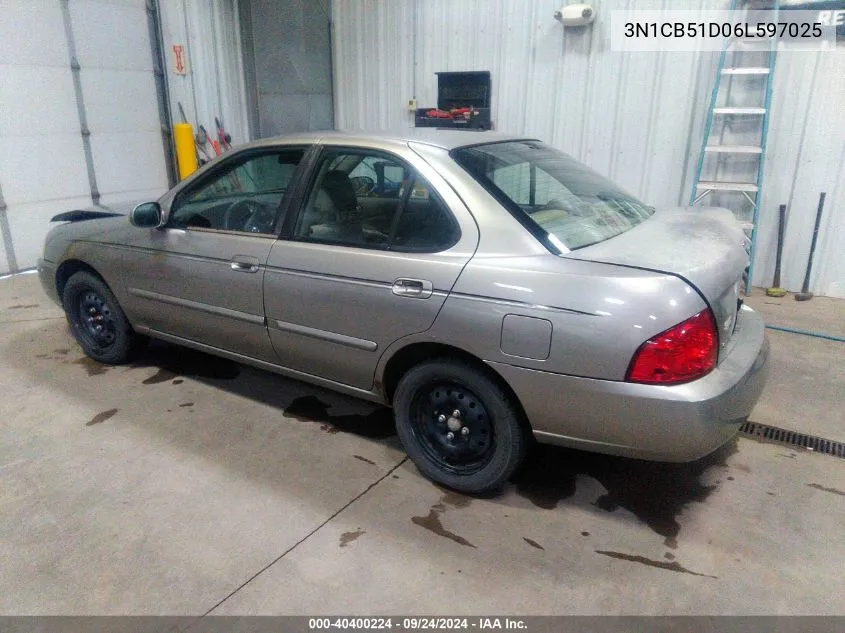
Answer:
689, 0, 780, 295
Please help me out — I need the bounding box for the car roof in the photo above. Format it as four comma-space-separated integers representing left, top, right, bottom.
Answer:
242, 129, 539, 151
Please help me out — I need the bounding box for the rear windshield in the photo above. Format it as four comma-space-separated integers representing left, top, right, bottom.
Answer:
453, 141, 654, 251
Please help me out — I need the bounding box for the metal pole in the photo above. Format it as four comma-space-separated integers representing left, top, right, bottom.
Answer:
772, 204, 786, 289
796, 192, 826, 300
61, 0, 101, 207
147, 0, 178, 188
0, 182, 19, 273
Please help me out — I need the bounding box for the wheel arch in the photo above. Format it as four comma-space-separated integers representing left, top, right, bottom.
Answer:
379, 341, 532, 432
55, 259, 107, 299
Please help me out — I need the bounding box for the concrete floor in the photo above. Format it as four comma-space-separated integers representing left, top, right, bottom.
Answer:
1, 272, 843, 615
742, 289, 845, 443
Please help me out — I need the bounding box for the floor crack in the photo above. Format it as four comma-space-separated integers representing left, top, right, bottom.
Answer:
196, 456, 408, 620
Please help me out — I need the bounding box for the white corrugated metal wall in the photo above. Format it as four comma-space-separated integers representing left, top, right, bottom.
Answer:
157, 0, 251, 149
331, 0, 845, 297
0, 0, 170, 274
758, 50, 845, 297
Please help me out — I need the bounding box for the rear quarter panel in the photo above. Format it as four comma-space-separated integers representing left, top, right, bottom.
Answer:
403, 141, 709, 382
424, 255, 707, 381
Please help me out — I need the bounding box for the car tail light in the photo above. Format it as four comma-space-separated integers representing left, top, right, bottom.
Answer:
626, 310, 718, 385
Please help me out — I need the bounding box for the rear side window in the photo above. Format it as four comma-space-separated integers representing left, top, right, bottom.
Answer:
293, 148, 460, 252
391, 178, 458, 251
453, 141, 653, 251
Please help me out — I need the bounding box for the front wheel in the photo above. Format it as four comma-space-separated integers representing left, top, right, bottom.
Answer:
62, 271, 146, 364
393, 360, 528, 494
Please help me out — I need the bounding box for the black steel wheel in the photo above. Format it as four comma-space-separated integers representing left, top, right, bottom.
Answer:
394, 359, 528, 494
410, 382, 495, 475
75, 289, 117, 350
62, 271, 146, 364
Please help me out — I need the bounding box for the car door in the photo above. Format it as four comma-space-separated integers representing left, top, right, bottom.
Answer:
120, 146, 309, 362
263, 143, 479, 390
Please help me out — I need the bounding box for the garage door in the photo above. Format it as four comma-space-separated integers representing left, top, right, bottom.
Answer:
0, 0, 170, 274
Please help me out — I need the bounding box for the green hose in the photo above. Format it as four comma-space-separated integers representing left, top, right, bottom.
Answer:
766, 325, 845, 343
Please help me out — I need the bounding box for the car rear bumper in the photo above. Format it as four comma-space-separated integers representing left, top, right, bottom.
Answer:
37, 259, 60, 306
488, 305, 769, 462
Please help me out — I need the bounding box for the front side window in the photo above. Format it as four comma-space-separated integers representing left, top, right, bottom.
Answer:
293, 149, 459, 252
454, 141, 653, 251
170, 149, 305, 234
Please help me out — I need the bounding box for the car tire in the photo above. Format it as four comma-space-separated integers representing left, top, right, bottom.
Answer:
62, 271, 146, 364
393, 359, 528, 495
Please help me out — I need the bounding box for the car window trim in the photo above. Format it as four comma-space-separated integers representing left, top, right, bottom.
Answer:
282, 144, 462, 254
168, 145, 312, 236
169, 226, 280, 239
275, 143, 321, 237
388, 177, 461, 254
450, 144, 563, 255
279, 144, 332, 240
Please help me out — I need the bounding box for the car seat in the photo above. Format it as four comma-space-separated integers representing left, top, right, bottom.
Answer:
302, 170, 364, 244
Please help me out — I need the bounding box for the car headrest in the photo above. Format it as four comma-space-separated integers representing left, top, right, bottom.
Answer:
321, 170, 358, 216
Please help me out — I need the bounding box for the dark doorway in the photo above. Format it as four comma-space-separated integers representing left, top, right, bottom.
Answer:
239, 0, 334, 138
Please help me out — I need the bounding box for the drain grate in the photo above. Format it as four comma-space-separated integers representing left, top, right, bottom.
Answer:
739, 421, 845, 458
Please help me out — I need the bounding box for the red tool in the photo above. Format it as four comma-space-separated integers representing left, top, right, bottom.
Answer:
215, 116, 232, 151
450, 107, 472, 120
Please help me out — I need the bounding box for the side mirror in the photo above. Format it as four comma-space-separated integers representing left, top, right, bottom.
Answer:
130, 202, 163, 228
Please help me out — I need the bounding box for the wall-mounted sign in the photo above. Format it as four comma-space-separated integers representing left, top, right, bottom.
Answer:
771, 1, 845, 37
171, 44, 188, 75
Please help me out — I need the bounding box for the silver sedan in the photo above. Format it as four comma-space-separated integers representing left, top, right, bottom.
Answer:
38, 130, 769, 494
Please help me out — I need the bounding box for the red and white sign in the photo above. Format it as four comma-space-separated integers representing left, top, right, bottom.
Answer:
171, 44, 188, 75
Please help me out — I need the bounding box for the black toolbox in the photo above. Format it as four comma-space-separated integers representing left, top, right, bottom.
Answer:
415, 71, 491, 130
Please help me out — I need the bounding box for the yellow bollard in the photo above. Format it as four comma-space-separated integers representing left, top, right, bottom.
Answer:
173, 122, 198, 180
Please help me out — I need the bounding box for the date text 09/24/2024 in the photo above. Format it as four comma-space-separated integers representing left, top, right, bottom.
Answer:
308, 618, 527, 630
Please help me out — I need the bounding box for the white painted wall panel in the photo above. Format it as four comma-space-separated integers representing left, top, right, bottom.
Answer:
0, 135, 91, 205
81, 69, 161, 133
90, 0, 147, 8
70, 1, 154, 71
0, 67, 79, 137
0, 0, 169, 273
0, 1, 85, 273
6, 197, 92, 270
332, 0, 845, 297
99, 187, 166, 207
0, 1, 68, 67
90, 132, 169, 197
72, 0, 169, 208
79, 66, 165, 201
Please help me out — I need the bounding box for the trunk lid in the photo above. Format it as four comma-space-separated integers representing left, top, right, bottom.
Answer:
564, 206, 749, 352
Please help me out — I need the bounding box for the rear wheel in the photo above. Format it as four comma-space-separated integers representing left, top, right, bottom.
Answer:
393, 360, 528, 494
62, 271, 146, 364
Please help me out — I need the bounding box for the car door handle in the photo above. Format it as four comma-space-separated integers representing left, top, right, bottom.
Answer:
230, 256, 260, 273
392, 278, 433, 299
